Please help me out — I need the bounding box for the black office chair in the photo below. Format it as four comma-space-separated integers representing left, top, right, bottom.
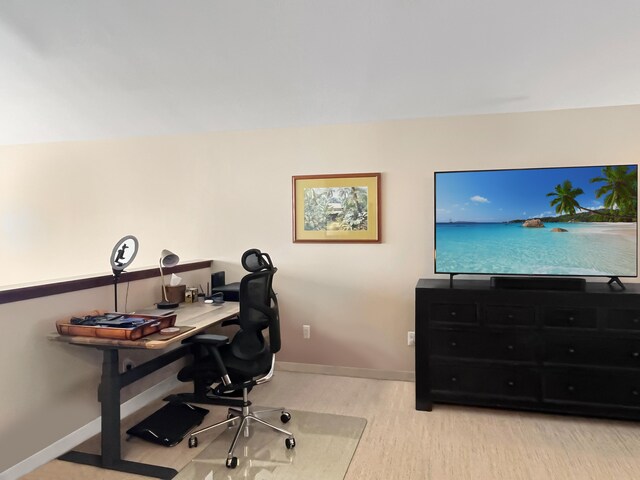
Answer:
178, 249, 295, 469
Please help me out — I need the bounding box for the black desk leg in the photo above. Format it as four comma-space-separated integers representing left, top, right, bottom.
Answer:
59, 348, 178, 479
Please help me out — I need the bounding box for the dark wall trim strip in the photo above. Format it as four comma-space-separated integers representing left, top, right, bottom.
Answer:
0, 260, 212, 305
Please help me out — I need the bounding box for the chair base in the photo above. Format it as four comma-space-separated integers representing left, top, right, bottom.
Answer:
187, 389, 295, 469
164, 392, 244, 407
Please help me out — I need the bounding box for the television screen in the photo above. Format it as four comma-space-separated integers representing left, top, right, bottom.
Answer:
434, 165, 638, 278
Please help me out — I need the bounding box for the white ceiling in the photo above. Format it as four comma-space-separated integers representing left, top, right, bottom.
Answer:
1, 0, 640, 146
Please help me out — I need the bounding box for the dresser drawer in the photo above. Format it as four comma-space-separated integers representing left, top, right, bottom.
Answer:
485, 305, 535, 326
544, 335, 640, 368
430, 328, 537, 362
431, 303, 477, 324
543, 307, 597, 329
431, 362, 539, 400
605, 309, 640, 331
543, 370, 640, 408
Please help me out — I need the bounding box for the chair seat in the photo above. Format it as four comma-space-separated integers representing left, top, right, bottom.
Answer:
177, 342, 272, 386
222, 346, 272, 381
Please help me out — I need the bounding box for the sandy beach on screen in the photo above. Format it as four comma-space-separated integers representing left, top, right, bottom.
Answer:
571, 222, 636, 238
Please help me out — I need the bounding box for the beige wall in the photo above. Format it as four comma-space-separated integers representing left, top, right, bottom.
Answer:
1, 104, 640, 471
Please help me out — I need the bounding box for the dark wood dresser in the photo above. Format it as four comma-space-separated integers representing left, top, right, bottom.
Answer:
415, 278, 640, 420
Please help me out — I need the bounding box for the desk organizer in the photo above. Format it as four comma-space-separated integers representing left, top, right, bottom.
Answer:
56, 311, 177, 340
164, 285, 186, 304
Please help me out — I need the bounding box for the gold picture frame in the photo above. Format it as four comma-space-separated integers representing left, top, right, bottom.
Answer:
292, 173, 381, 243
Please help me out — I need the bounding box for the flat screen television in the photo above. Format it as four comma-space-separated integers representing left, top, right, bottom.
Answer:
434, 164, 638, 286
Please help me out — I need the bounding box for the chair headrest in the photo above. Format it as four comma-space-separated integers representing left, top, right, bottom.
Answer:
241, 248, 274, 272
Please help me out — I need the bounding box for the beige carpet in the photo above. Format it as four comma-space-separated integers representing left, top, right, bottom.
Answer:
175, 409, 366, 480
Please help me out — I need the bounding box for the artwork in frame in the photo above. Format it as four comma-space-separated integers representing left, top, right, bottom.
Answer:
292, 173, 381, 243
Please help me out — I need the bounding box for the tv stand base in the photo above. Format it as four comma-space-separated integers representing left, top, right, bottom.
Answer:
608, 276, 626, 290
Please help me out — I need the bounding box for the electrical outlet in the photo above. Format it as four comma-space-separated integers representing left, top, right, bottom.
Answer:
122, 358, 135, 372
407, 331, 415, 346
303, 324, 311, 339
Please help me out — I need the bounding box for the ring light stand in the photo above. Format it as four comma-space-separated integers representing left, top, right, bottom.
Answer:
110, 235, 139, 311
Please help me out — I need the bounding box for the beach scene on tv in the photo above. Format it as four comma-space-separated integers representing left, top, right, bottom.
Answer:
435, 165, 638, 277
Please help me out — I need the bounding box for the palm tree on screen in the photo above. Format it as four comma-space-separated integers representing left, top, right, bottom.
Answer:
546, 180, 588, 215
589, 165, 637, 221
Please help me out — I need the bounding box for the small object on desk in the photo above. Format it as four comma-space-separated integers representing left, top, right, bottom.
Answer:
70, 313, 123, 325
204, 299, 224, 305
185, 287, 199, 303
56, 313, 177, 340
160, 327, 180, 335
204, 292, 225, 305
95, 316, 148, 328
161, 285, 185, 307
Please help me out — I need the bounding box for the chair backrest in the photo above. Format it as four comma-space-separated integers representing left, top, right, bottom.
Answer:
230, 249, 281, 361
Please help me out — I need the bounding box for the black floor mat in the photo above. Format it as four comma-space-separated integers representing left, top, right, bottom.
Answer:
126, 402, 209, 447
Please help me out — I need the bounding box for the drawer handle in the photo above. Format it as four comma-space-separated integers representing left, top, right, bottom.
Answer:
568, 347, 575, 354
633, 390, 639, 396
568, 316, 575, 322
451, 376, 458, 383
632, 352, 639, 358
507, 345, 514, 351
450, 311, 457, 317
450, 341, 457, 348
507, 314, 514, 320
507, 381, 515, 388
567, 385, 576, 392
634, 318, 640, 324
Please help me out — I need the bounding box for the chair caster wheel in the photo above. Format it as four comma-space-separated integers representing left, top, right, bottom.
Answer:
188, 436, 198, 448
285, 437, 296, 449
280, 411, 291, 423
226, 413, 236, 428
226, 456, 238, 469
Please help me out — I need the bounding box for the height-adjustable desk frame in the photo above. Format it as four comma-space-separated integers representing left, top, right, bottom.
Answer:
51, 301, 240, 479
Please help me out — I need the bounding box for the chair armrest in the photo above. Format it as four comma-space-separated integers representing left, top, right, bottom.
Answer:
221, 316, 239, 327
183, 334, 232, 385
188, 333, 229, 346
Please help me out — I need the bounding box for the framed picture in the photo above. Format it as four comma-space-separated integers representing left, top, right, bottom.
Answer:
292, 172, 381, 243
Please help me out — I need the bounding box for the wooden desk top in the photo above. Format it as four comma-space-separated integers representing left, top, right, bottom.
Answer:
49, 301, 240, 350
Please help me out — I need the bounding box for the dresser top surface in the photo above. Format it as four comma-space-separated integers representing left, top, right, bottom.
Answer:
417, 278, 640, 295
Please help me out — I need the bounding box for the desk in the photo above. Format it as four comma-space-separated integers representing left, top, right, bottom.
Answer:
51, 301, 240, 479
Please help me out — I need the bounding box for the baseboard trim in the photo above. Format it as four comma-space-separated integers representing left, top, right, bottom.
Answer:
276, 361, 415, 382
0, 376, 181, 480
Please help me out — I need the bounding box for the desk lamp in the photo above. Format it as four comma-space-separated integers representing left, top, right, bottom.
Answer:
110, 235, 139, 311
158, 249, 180, 309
